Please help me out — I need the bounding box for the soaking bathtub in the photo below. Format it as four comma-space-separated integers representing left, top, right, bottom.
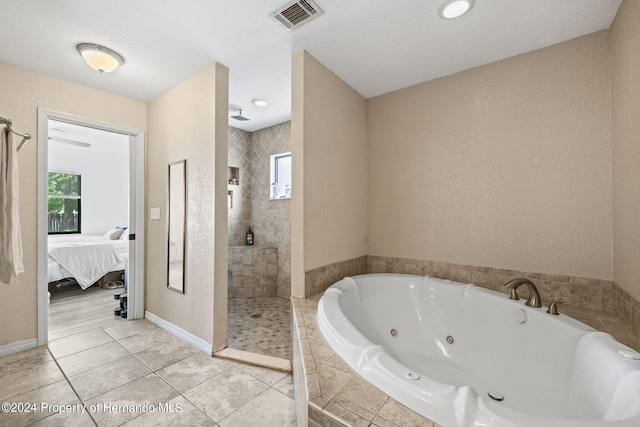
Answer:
317, 274, 640, 427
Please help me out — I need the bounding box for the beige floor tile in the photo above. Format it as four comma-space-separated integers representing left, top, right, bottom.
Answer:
103, 319, 158, 341
0, 360, 64, 401
86, 374, 178, 427
157, 352, 235, 393
48, 329, 114, 359
231, 362, 288, 385
134, 340, 200, 371
68, 355, 152, 401
183, 368, 268, 422
29, 409, 95, 427
0, 380, 80, 426
117, 327, 177, 354
120, 396, 215, 427
0, 346, 53, 379
218, 388, 295, 427
272, 374, 294, 399
56, 341, 131, 377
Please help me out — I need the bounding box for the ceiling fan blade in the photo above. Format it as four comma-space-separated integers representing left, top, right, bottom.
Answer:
48, 137, 91, 148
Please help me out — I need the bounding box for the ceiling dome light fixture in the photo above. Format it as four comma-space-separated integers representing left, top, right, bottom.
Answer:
438, 0, 475, 19
252, 98, 270, 107
76, 43, 125, 73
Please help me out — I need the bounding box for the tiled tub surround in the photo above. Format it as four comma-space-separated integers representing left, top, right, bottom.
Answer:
292, 294, 443, 427
304, 257, 367, 298
292, 292, 640, 427
305, 255, 640, 344
228, 246, 278, 297
613, 284, 640, 343
366, 255, 640, 344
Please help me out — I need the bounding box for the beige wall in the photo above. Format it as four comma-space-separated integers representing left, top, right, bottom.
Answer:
146, 64, 228, 348
611, 0, 640, 301
368, 31, 613, 280
291, 51, 368, 297
0, 62, 147, 347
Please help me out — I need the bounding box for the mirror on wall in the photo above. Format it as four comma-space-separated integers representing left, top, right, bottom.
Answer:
168, 160, 186, 293
270, 151, 291, 200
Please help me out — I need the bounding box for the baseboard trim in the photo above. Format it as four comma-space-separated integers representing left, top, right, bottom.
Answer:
0, 338, 38, 357
144, 311, 213, 355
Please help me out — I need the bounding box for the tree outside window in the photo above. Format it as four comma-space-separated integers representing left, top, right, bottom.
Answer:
48, 172, 81, 234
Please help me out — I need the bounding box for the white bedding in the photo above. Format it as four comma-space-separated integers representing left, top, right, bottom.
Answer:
48, 235, 129, 289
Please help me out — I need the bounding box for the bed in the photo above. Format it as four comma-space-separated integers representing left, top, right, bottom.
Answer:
48, 234, 129, 290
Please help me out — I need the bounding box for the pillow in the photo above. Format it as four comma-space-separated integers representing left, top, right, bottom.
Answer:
103, 227, 124, 240
119, 227, 130, 240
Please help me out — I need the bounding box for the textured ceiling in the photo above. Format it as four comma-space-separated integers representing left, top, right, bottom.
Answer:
0, 0, 622, 132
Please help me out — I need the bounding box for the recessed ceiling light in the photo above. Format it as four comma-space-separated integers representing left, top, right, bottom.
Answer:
252, 98, 269, 107
76, 43, 125, 73
438, 0, 475, 20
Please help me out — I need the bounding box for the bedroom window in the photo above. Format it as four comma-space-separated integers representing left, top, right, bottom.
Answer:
48, 172, 81, 234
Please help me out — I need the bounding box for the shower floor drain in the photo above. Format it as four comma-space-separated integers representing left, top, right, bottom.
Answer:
250, 313, 262, 319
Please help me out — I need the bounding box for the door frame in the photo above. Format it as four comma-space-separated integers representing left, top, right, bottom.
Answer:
37, 108, 145, 346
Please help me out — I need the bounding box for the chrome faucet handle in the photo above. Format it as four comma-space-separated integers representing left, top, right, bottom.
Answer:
509, 289, 520, 301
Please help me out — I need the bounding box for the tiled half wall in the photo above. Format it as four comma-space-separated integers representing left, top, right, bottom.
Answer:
305, 255, 640, 340
228, 246, 278, 297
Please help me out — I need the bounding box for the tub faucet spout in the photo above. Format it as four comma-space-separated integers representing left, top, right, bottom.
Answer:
504, 278, 542, 308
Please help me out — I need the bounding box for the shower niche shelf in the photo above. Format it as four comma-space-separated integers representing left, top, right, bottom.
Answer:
228, 166, 239, 185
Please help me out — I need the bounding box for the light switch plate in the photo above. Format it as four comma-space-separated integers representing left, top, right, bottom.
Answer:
150, 207, 161, 220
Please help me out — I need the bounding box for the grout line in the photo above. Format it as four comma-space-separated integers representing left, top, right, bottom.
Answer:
177, 392, 219, 425
45, 346, 99, 427
215, 386, 272, 425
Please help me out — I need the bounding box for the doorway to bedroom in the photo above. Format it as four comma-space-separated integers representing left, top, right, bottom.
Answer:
47, 119, 130, 340
37, 109, 145, 346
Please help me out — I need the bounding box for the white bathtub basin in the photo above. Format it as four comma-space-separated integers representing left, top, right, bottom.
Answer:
317, 274, 640, 427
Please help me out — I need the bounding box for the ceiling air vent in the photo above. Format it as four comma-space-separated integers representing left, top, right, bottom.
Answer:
271, 0, 324, 30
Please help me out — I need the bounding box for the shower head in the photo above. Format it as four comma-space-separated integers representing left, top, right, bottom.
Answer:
230, 109, 250, 121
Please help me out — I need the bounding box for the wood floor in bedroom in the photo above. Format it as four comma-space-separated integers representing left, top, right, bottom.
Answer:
49, 286, 126, 341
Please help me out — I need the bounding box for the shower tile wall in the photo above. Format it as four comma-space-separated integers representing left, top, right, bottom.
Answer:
249, 122, 291, 298
228, 127, 252, 247
228, 122, 291, 298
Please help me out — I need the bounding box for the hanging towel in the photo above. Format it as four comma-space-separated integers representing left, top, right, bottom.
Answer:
0, 127, 24, 284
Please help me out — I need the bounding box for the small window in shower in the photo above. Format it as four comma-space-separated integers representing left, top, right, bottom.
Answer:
270, 151, 291, 200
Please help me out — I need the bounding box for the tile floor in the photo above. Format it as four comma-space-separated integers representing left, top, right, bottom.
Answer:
227, 297, 291, 360
0, 320, 295, 427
